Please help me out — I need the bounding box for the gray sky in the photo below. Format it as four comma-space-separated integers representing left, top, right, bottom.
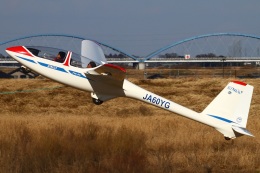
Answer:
0, 0, 259, 56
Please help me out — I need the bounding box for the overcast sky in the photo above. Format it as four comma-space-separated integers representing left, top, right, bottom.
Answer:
0, 0, 259, 56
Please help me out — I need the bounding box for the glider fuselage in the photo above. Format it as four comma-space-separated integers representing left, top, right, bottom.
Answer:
6, 45, 254, 140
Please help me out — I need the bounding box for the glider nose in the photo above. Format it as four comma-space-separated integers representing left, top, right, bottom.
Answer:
6, 46, 22, 53
6, 46, 31, 56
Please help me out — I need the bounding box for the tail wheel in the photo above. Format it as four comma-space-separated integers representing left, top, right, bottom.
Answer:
92, 98, 103, 105
224, 137, 231, 140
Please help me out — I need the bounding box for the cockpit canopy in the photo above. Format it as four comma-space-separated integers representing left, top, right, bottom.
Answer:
26, 46, 102, 68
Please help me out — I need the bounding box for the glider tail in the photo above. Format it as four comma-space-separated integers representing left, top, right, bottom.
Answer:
202, 80, 254, 138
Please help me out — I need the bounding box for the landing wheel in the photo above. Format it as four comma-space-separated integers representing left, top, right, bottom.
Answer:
21, 66, 31, 74
92, 98, 103, 105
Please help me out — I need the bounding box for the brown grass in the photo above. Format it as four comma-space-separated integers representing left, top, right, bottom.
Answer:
0, 69, 259, 172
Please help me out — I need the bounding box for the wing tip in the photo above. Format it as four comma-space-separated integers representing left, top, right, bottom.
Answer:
104, 64, 126, 73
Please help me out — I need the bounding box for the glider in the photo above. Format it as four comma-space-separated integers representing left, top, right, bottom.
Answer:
6, 40, 254, 140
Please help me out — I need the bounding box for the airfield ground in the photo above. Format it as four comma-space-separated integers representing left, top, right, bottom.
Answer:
0, 67, 259, 172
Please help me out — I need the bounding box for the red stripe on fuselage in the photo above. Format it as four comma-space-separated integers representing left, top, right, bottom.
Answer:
63, 51, 71, 66
6, 46, 34, 57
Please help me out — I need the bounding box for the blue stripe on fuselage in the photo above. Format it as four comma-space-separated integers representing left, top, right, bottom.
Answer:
69, 70, 86, 78
22, 59, 90, 80
17, 56, 36, 64
207, 114, 233, 123
38, 62, 68, 73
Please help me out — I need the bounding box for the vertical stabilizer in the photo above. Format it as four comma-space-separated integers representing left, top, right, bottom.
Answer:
202, 80, 254, 128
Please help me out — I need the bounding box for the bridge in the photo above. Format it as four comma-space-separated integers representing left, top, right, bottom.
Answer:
106, 57, 260, 63
0, 33, 260, 69
2, 57, 259, 68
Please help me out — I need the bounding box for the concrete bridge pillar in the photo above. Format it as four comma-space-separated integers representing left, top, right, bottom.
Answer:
138, 62, 146, 70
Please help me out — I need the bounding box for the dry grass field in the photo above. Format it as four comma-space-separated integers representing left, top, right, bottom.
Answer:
0, 68, 259, 173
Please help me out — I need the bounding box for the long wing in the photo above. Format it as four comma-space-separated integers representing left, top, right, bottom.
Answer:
84, 64, 127, 102
81, 40, 107, 67
85, 64, 126, 88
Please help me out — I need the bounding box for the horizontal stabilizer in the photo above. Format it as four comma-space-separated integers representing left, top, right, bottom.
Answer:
232, 125, 254, 137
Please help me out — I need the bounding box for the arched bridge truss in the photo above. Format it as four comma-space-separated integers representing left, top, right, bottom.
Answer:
143, 33, 260, 62
0, 34, 139, 62
1, 33, 260, 63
